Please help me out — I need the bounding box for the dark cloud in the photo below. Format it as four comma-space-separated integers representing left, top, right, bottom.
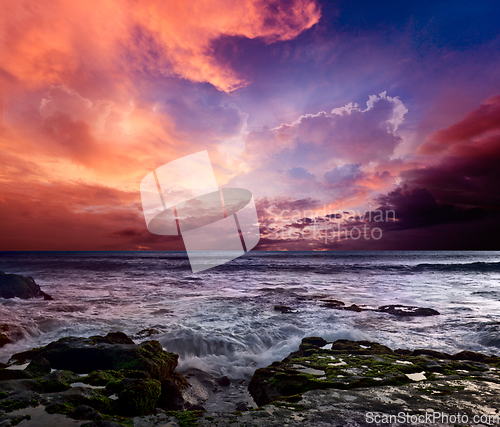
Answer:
404, 95, 500, 209
375, 188, 488, 230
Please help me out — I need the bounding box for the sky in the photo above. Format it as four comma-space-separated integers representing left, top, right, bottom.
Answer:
1, 0, 500, 251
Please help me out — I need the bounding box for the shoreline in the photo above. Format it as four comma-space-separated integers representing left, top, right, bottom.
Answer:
2, 333, 500, 426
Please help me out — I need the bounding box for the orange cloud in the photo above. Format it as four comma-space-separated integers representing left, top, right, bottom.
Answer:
3, 0, 321, 93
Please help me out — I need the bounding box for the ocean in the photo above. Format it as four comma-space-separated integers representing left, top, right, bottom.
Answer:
1, 251, 500, 411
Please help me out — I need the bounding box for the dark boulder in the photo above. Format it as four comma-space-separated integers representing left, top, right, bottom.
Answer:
157, 372, 189, 410
377, 305, 440, 316
0, 272, 53, 300
216, 375, 231, 386
235, 401, 251, 411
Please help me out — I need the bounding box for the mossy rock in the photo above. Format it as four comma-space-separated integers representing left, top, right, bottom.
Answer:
44, 388, 114, 416
249, 338, 500, 406
107, 378, 161, 416
0, 399, 30, 411
81, 370, 125, 386
25, 357, 51, 377
23, 333, 178, 381
34, 370, 76, 393
0, 369, 32, 381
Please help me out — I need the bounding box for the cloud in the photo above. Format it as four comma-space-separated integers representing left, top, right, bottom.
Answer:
3, 0, 321, 93
286, 167, 315, 181
39, 86, 113, 135
245, 92, 407, 168
419, 95, 500, 155
0, 177, 184, 251
403, 95, 500, 208
324, 163, 362, 183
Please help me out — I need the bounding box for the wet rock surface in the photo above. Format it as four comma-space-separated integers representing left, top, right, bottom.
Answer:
248, 337, 500, 407
321, 300, 440, 316
0, 272, 53, 301
0, 332, 219, 426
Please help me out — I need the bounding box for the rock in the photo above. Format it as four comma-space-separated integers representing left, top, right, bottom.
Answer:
89, 331, 135, 345
0, 369, 32, 381
344, 304, 365, 312
0, 334, 11, 349
107, 378, 161, 416
0, 413, 31, 426
181, 368, 217, 408
321, 299, 345, 308
274, 305, 294, 313
135, 328, 161, 339
157, 372, 189, 410
81, 370, 126, 386
319, 300, 440, 317
79, 420, 126, 427
406, 348, 449, 359
20, 332, 177, 380
0, 388, 41, 412
235, 401, 250, 411
186, 404, 206, 411
68, 404, 102, 420
33, 370, 77, 393
377, 304, 440, 316
0, 272, 53, 300
248, 337, 500, 407
43, 383, 113, 415
3, 332, 190, 419
216, 375, 231, 386
25, 356, 51, 377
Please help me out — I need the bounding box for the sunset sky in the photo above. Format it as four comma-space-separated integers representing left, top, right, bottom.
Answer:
1, 0, 500, 251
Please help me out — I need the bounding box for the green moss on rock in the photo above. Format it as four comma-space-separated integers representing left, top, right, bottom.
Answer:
108, 378, 161, 416
249, 338, 500, 406
82, 370, 125, 386
28, 333, 177, 381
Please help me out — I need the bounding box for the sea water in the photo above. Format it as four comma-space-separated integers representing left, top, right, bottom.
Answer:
1, 251, 500, 399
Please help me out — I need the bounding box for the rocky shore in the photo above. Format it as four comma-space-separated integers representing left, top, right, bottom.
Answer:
0, 272, 53, 350
2, 333, 500, 426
